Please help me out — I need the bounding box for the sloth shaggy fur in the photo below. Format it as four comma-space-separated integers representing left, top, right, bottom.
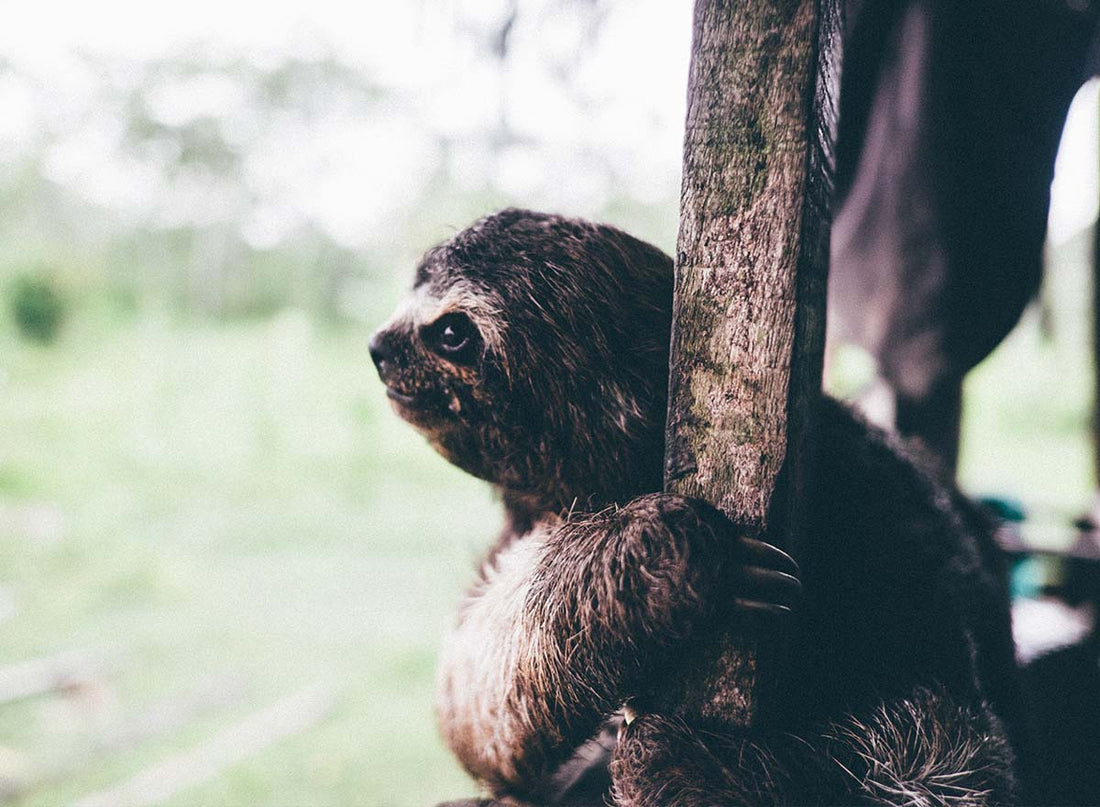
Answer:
371, 209, 1023, 806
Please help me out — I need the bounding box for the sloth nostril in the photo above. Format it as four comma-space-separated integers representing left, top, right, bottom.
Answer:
369, 331, 395, 375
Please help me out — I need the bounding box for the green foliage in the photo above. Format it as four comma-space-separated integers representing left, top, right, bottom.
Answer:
0, 311, 482, 805
9, 272, 66, 344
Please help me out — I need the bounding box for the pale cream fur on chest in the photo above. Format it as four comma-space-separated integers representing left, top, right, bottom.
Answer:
435, 522, 556, 786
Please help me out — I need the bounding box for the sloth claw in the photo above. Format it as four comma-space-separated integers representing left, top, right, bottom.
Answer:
729, 566, 802, 611
734, 535, 800, 577
730, 598, 796, 617
726, 537, 802, 615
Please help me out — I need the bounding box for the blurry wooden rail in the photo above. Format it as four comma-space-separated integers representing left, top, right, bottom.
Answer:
0, 647, 336, 805
0, 648, 114, 706
74, 682, 335, 807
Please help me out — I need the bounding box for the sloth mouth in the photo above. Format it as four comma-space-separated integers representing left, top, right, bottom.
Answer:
385, 386, 418, 405
384, 384, 461, 425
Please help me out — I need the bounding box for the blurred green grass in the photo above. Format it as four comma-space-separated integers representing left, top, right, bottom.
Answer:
0, 302, 493, 805
958, 231, 1096, 529
0, 228, 1095, 805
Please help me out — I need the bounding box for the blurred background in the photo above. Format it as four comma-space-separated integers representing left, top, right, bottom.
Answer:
0, 0, 1096, 804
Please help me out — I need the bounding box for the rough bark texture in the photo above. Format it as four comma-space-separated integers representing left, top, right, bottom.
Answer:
663, 0, 841, 727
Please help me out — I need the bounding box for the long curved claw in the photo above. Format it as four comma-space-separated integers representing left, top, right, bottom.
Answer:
729, 598, 796, 617
733, 536, 800, 577
729, 565, 802, 606
724, 536, 802, 615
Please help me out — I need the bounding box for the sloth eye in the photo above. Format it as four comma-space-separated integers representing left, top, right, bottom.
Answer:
423, 312, 480, 363
439, 321, 467, 351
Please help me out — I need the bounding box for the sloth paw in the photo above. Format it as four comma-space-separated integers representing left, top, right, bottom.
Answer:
613, 493, 801, 617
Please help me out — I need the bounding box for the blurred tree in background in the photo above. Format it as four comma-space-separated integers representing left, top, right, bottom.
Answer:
0, 0, 689, 327
9, 272, 65, 343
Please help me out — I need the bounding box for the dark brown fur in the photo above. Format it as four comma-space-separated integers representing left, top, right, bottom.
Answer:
371, 209, 1021, 805
373, 208, 672, 516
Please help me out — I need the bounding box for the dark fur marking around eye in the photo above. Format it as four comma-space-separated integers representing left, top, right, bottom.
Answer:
421, 312, 482, 365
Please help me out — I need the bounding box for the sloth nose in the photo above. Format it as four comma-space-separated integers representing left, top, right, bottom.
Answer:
369, 330, 395, 377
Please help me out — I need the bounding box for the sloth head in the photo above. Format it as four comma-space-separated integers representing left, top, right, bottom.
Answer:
370, 208, 674, 514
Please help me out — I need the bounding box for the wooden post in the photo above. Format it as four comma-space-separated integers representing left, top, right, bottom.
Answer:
663, 0, 841, 727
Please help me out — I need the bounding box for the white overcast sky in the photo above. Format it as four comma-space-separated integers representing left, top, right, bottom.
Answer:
0, 0, 694, 248
0, 0, 1094, 246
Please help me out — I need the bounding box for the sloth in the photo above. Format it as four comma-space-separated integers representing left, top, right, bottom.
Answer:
370, 209, 1024, 805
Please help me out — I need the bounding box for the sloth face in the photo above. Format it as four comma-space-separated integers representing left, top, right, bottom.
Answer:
372, 208, 674, 512
370, 266, 506, 482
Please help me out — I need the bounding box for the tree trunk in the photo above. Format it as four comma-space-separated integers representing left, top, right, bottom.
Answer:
663, 0, 841, 728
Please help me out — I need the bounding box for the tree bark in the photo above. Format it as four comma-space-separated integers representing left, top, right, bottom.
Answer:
663, 0, 841, 727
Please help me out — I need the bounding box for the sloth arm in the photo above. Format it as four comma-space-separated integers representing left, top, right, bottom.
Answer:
435, 492, 799, 800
